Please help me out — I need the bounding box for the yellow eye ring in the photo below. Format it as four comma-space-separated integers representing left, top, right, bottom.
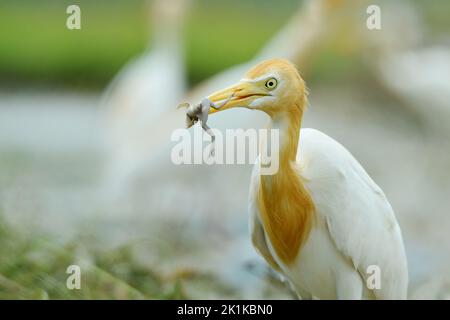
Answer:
265, 78, 278, 90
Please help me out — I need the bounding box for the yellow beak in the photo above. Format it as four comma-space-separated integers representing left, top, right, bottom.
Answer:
207, 81, 270, 114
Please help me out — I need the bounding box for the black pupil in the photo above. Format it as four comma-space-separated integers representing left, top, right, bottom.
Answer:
268, 81, 274, 87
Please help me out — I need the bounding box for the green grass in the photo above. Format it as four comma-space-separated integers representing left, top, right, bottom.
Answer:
0, 210, 261, 299
0, 0, 296, 89
0, 214, 195, 299
1, 0, 449, 89
0, 1, 148, 88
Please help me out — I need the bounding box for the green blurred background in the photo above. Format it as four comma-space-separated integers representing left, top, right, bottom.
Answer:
0, 0, 298, 88
1, 0, 449, 89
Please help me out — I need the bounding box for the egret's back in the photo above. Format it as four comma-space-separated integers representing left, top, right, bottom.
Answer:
298, 128, 408, 299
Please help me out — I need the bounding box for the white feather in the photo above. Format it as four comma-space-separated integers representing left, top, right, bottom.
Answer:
249, 128, 408, 299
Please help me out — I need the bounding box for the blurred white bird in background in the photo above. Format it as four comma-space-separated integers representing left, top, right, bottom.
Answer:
101, 0, 189, 194
378, 46, 450, 132
366, 0, 450, 132
361, 0, 450, 298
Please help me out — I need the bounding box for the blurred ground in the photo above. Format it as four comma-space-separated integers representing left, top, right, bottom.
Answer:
1, 82, 450, 299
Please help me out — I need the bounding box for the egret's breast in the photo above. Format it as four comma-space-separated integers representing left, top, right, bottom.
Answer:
263, 219, 353, 299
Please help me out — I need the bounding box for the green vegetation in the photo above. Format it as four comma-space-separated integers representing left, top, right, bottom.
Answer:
0, 215, 187, 299
0, 0, 296, 89
1, 0, 448, 89
1, 212, 250, 300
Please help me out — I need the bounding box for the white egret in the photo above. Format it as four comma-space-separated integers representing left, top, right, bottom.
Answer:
101, 0, 188, 192
206, 58, 409, 299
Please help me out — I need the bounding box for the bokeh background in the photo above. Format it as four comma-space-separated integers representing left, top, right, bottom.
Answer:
0, 0, 449, 299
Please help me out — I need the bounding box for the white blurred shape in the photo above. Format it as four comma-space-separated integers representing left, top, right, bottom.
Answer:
368, 0, 450, 130
378, 46, 450, 127
101, 0, 188, 193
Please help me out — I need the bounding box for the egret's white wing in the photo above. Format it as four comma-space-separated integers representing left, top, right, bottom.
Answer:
299, 128, 408, 299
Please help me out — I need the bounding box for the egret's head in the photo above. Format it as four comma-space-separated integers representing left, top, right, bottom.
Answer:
208, 58, 307, 117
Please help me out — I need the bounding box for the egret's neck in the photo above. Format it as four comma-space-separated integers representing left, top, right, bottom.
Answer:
270, 106, 303, 166
257, 98, 314, 266
148, 5, 184, 54
156, 21, 183, 44
261, 100, 304, 177
150, 25, 183, 55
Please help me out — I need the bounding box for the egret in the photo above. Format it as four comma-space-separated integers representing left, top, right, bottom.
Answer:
102, 0, 344, 194
365, 1, 450, 133
101, 0, 188, 193
206, 58, 408, 299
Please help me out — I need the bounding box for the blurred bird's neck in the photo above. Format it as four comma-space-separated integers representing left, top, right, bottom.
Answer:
151, 25, 183, 54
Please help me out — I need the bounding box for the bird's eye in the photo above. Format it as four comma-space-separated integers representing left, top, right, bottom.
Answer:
265, 78, 278, 90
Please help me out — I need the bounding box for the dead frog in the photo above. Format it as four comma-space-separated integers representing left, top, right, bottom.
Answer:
177, 94, 234, 154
